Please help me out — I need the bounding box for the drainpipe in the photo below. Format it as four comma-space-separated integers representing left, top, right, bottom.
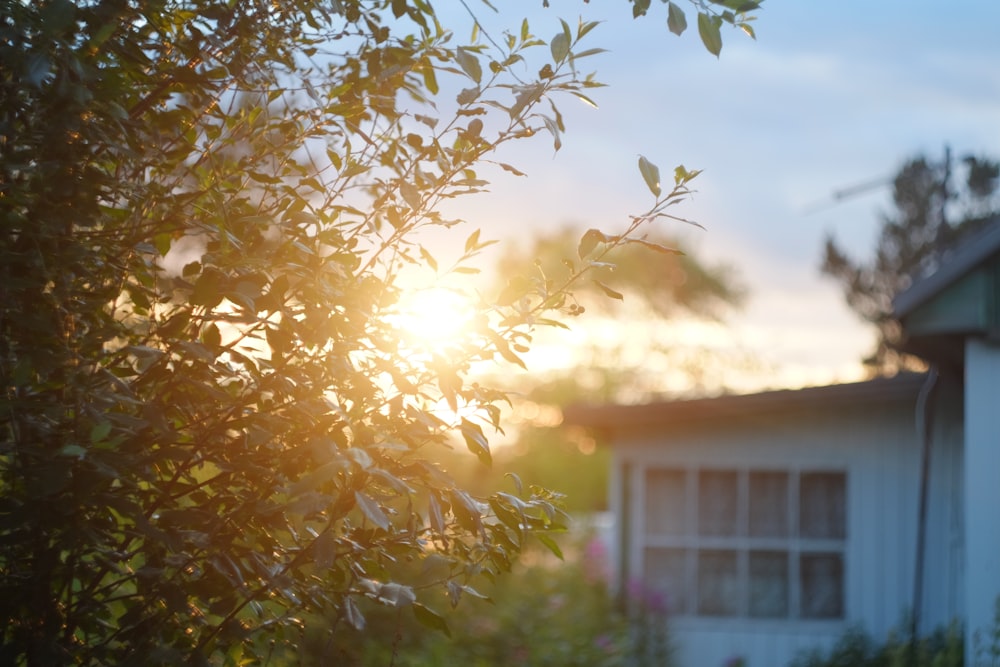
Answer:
911, 366, 939, 646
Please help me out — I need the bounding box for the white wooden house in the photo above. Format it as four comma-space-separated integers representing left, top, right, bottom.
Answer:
565, 220, 1000, 666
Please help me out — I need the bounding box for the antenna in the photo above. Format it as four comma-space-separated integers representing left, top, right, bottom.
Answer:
801, 175, 892, 215
802, 145, 954, 216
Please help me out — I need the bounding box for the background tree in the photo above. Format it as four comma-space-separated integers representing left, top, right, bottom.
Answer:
821, 150, 1000, 374
496, 225, 744, 322
462, 224, 747, 513
0, 0, 758, 664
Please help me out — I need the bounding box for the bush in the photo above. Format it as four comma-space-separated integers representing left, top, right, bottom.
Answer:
789, 623, 963, 667
313, 533, 673, 666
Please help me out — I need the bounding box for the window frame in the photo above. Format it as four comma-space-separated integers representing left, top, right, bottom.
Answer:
637, 464, 847, 623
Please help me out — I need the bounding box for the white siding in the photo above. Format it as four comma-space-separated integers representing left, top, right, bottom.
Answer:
613, 393, 963, 667
965, 339, 1000, 665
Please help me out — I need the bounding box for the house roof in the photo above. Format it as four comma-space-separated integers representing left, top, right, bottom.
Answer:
893, 217, 1000, 318
563, 373, 927, 431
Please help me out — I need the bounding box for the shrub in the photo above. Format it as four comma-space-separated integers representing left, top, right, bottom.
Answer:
789, 623, 963, 667
312, 533, 673, 666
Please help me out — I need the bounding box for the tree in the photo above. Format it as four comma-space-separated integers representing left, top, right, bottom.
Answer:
0, 0, 759, 663
472, 225, 746, 512
822, 150, 1000, 374
495, 225, 744, 322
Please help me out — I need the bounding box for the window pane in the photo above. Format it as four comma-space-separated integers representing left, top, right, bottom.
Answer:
749, 551, 789, 617
698, 470, 739, 537
800, 553, 844, 618
644, 547, 687, 614
697, 549, 740, 616
800, 472, 846, 539
749, 471, 788, 537
645, 469, 686, 536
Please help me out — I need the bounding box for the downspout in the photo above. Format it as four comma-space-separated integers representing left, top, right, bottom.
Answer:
618, 458, 632, 608
911, 366, 939, 646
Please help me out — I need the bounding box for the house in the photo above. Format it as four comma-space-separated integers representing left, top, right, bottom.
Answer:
565, 220, 1000, 666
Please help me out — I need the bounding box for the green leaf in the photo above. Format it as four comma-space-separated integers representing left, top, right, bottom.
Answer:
506, 472, 524, 496
698, 12, 723, 56
413, 603, 451, 637
488, 497, 524, 538
667, 2, 688, 36
498, 163, 526, 177
465, 228, 482, 253
535, 533, 564, 560
577, 228, 612, 259
344, 597, 366, 631
550, 31, 570, 64
201, 322, 222, 348
593, 280, 624, 301
400, 181, 421, 210
354, 491, 390, 530
456, 86, 479, 106
376, 582, 416, 607
450, 489, 483, 534
570, 47, 608, 61
674, 164, 701, 185
24, 53, 52, 88
313, 531, 336, 569
714, 0, 761, 10
568, 91, 599, 108
90, 421, 112, 444
428, 493, 445, 536
59, 444, 87, 459
40, 0, 77, 35
638, 155, 661, 197
460, 418, 492, 467
421, 57, 439, 95
419, 245, 438, 272
577, 18, 600, 40
455, 47, 482, 83
626, 238, 684, 255
487, 331, 527, 370
508, 83, 543, 120
192, 268, 225, 308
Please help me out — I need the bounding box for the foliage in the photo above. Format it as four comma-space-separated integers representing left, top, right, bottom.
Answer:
788, 623, 963, 667
822, 151, 1000, 374
627, 0, 760, 56
314, 535, 673, 666
495, 225, 744, 321
461, 223, 746, 513
0, 0, 760, 664
972, 597, 1000, 667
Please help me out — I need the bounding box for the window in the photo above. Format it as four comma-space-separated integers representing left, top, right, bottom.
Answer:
642, 467, 846, 620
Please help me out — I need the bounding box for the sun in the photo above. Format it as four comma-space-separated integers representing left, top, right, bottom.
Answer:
391, 286, 478, 354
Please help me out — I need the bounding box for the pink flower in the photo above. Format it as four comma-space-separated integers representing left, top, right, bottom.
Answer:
582, 537, 610, 584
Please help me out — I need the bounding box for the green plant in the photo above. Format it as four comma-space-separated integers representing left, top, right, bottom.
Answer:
789, 622, 963, 667
972, 597, 1000, 667
0, 0, 757, 663
318, 533, 673, 667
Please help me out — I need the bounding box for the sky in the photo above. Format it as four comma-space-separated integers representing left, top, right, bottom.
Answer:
432, 0, 1000, 393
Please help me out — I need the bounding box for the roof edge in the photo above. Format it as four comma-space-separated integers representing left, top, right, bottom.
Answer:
894, 217, 1000, 317
563, 373, 927, 431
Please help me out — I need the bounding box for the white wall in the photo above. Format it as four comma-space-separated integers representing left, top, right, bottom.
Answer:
965, 339, 1000, 665
611, 392, 963, 667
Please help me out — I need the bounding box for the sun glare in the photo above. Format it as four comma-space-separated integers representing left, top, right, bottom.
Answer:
392, 287, 477, 354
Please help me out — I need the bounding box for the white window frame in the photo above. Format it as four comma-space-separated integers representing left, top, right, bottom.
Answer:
636, 465, 847, 622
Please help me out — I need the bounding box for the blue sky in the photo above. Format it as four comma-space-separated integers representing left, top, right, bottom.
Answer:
438, 1, 1000, 390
